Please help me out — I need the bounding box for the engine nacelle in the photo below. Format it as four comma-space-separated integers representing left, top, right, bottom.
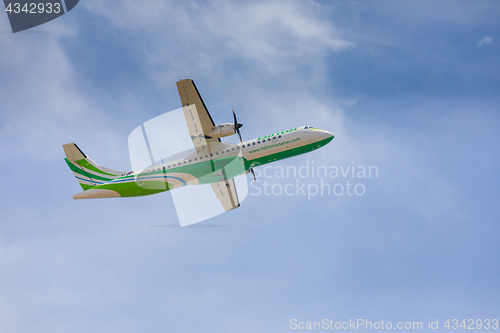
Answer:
205, 123, 236, 139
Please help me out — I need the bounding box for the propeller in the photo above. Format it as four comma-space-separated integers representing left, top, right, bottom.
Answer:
232, 109, 256, 183
232, 109, 243, 143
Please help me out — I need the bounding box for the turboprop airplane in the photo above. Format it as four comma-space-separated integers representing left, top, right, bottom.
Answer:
63, 79, 334, 211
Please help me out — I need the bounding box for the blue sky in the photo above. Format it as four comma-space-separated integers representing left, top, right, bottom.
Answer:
0, 1, 499, 332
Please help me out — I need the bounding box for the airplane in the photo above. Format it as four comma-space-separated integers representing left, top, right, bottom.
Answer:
63, 79, 334, 212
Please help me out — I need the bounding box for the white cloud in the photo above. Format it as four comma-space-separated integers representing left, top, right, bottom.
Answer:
478, 35, 493, 47
0, 35, 82, 160
83, 0, 354, 79
0, 28, 138, 166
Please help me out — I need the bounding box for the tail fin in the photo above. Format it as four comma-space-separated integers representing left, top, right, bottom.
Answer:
63, 143, 129, 190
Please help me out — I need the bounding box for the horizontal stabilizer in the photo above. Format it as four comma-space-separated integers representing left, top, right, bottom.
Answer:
73, 189, 121, 200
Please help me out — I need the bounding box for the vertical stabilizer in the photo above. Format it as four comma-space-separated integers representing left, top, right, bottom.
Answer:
63, 143, 129, 191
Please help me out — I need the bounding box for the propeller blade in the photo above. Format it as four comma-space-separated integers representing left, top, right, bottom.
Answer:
232, 110, 243, 129
236, 127, 242, 143
232, 109, 243, 143
250, 168, 256, 183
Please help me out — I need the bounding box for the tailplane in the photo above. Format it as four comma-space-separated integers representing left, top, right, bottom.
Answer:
63, 143, 129, 190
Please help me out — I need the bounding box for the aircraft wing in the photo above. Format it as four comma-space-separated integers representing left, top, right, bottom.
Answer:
177, 79, 242, 212
177, 79, 220, 153
210, 178, 240, 212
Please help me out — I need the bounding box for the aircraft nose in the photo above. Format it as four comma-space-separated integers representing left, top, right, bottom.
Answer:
323, 130, 334, 144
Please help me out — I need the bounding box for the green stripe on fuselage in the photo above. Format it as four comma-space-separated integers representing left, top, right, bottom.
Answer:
75, 159, 118, 176
65, 159, 114, 182
94, 180, 172, 197
245, 136, 333, 168
80, 183, 95, 191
